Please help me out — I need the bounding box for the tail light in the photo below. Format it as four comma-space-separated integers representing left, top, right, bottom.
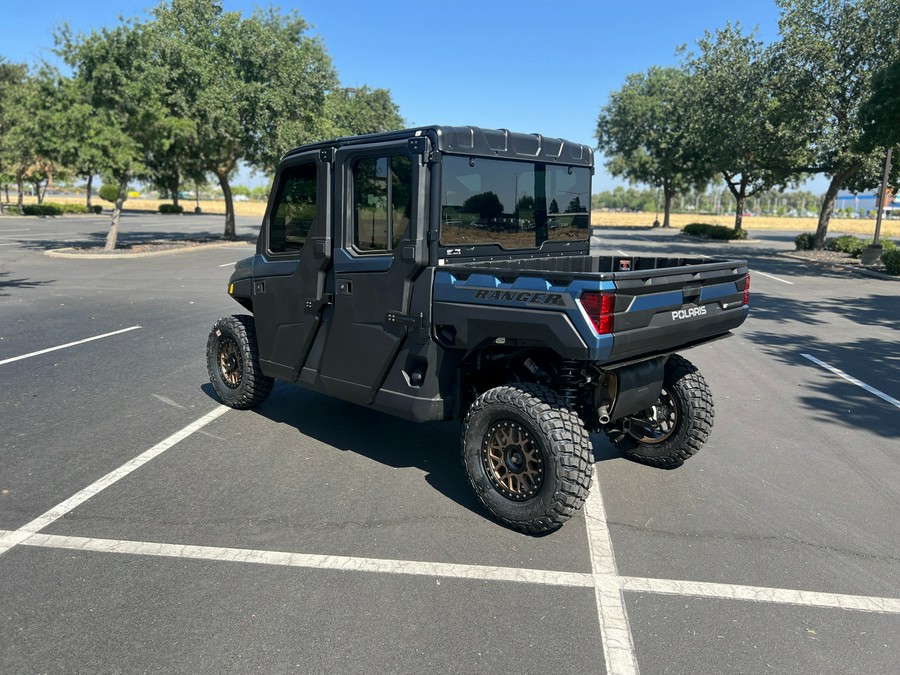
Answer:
579, 291, 615, 334
743, 273, 750, 306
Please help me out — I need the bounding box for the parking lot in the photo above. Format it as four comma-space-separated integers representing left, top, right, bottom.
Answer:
1, 214, 898, 673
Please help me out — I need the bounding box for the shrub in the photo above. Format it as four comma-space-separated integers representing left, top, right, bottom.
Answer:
5, 205, 22, 215
794, 232, 815, 250
61, 203, 88, 214
825, 235, 866, 256
159, 203, 185, 214
827, 236, 897, 258
98, 184, 122, 203
682, 223, 748, 240
91, 204, 103, 214
882, 249, 900, 275
22, 203, 64, 216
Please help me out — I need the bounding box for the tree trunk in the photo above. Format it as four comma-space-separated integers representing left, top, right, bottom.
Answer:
814, 166, 857, 250
85, 174, 93, 210
105, 182, 127, 251
171, 171, 180, 208
216, 170, 236, 239
733, 193, 745, 231
663, 187, 674, 228
16, 177, 24, 207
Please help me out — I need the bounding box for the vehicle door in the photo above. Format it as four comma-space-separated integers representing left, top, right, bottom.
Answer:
316, 138, 429, 404
251, 150, 333, 381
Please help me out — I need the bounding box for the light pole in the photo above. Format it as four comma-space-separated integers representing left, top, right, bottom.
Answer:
861, 147, 893, 265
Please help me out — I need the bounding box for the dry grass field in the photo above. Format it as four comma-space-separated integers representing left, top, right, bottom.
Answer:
591, 209, 900, 238
12, 195, 900, 239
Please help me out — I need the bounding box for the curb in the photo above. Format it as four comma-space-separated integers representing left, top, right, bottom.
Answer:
781, 253, 898, 281
44, 241, 254, 260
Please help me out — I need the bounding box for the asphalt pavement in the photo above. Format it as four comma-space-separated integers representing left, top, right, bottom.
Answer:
1, 214, 898, 673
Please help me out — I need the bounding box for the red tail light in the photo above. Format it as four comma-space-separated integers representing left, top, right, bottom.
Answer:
579, 291, 615, 334
743, 273, 750, 306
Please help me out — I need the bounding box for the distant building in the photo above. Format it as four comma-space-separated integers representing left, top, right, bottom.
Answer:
835, 190, 898, 214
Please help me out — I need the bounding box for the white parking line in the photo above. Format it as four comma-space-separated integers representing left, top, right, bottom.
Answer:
0, 405, 228, 556
621, 576, 900, 614
802, 353, 900, 409
14, 532, 900, 616
20, 533, 595, 588
585, 473, 639, 675
753, 270, 794, 285
218, 262, 237, 267
0, 326, 142, 366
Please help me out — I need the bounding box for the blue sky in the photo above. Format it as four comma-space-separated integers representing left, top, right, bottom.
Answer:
2, 0, 827, 193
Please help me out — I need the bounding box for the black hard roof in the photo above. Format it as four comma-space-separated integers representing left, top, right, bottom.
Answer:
281, 125, 594, 167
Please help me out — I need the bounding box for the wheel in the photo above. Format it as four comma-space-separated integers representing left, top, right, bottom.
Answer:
206, 315, 274, 409
607, 354, 713, 468
461, 384, 592, 534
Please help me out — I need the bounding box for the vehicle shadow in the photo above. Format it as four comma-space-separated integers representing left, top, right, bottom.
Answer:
200, 381, 624, 524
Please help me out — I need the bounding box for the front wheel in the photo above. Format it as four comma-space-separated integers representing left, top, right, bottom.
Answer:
206, 315, 274, 410
461, 384, 592, 534
607, 354, 713, 468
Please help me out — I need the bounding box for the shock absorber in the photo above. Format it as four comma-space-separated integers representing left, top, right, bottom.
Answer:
559, 359, 581, 409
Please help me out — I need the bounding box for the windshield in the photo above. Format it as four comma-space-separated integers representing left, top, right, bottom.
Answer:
440, 155, 590, 249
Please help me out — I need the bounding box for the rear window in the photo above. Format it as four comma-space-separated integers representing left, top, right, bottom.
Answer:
440, 155, 590, 249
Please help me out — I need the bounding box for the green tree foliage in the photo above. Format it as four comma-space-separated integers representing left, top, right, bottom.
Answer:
597, 67, 709, 228
322, 86, 405, 138
147, 0, 338, 238
775, 0, 900, 248
686, 23, 811, 231
858, 58, 900, 196
56, 19, 152, 249
0, 63, 60, 206
462, 191, 504, 219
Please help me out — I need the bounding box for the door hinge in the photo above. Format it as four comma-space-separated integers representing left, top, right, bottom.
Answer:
385, 311, 423, 329
305, 293, 333, 315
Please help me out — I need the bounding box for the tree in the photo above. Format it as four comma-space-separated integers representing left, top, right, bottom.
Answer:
687, 23, 811, 231
597, 67, 710, 228
147, 0, 338, 239
0, 59, 28, 204
56, 20, 152, 250
859, 57, 900, 158
321, 85, 405, 138
462, 191, 504, 219
0, 65, 59, 206
775, 0, 900, 247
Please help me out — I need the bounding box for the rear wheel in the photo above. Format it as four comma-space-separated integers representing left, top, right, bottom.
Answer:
607, 354, 713, 468
206, 315, 274, 409
461, 384, 592, 534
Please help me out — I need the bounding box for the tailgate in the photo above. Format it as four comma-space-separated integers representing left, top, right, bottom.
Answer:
599, 261, 749, 363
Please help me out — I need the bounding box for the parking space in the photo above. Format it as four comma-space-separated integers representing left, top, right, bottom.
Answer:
1, 216, 898, 673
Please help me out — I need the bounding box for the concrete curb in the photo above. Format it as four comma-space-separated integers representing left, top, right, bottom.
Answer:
781, 253, 898, 281
44, 241, 253, 260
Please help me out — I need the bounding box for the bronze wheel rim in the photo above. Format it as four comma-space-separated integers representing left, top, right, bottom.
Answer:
218, 337, 243, 389
626, 386, 678, 444
482, 421, 543, 501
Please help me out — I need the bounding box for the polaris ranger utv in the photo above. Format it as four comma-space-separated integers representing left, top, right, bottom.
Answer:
207, 126, 750, 533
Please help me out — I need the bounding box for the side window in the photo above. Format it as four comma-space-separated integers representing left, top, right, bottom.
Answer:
352, 154, 412, 253
269, 162, 317, 254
